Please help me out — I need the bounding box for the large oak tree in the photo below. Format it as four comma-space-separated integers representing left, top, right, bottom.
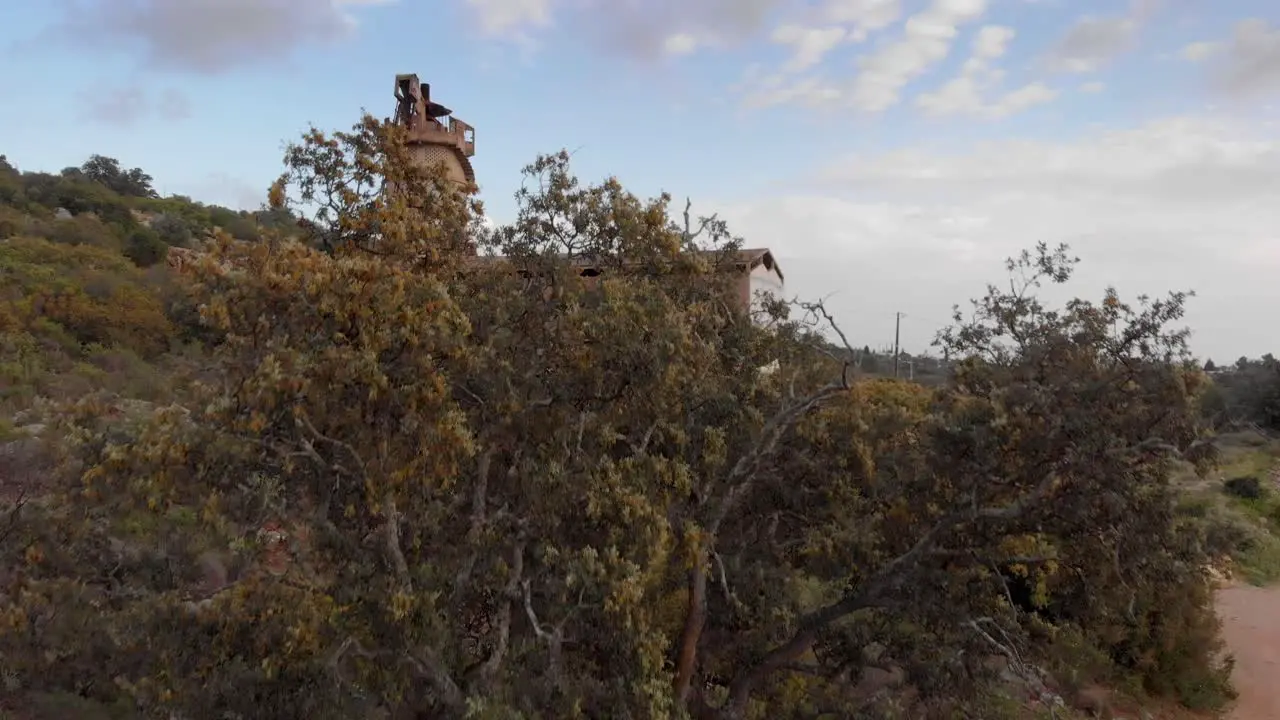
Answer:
0, 116, 1230, 719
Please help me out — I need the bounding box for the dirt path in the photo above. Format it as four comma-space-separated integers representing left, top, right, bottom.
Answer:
1218, 583, 1280, 720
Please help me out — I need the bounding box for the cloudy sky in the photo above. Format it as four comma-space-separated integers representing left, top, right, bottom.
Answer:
1, 0, 1278, 361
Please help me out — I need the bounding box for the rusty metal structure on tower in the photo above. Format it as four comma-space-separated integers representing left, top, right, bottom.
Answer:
392, 74, 476, 187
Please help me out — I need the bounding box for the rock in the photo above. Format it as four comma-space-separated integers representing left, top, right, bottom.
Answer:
852, 664, 905, 700
861, 641, 886, 663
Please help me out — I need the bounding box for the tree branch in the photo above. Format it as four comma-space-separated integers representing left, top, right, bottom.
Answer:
521, 577, 585, 690
720, 461, 1071, 716
467, 541, 524, 688
383, 493, 411, 589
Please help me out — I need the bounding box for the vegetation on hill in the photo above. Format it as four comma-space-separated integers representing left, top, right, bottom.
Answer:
1201, 355, 1280, 432
0, 117, 1264, 719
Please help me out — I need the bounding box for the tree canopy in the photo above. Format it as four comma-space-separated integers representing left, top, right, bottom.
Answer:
0, 118, 1239, 719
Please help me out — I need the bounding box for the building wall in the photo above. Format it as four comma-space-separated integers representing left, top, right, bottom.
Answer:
748, 263, 785, 318
409, 144, 469, 185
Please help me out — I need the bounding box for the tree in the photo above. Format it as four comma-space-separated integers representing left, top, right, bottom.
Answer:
0, 120, 1231, 719
81, 154, 157, 198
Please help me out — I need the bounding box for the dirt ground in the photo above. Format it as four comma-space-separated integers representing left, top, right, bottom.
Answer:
1218, 583, 1280, 720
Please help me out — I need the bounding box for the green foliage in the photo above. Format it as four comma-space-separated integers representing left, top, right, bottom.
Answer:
1175, 435, 1280, 586
0, 127, 1243, 720
0, 234, 177, 423
148, 213, 193, 247
124, 226, 169, 267
36, 214, 128, 251
80, 154, 157, 198
1204, 354, 1280, 431
0, 236, 173, 355
19, 172, 136, 227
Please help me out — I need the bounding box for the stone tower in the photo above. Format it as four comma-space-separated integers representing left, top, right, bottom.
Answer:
392, 74, 476, 188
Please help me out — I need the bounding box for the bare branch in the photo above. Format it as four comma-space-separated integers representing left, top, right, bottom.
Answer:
521, 578, 582, 689
295, 409, 369, 481
383, 493, 412, 589
681, 197, 718, 246
328, 635, 464, 711
630, 419, 660, 456
707, 382, 843, 538
965, 618, 1059, 718
713, 551, 747, 615
801, 300, 858, 361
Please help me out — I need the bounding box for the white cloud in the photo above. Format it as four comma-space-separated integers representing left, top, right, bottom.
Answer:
465, 0, 791, 58
739, 72, 844, 109
468, 0, 553, 36
1206, 19, 1280, 101
1181, 41, 1220, 62
915, 25, 1056, 118
712, 116, 1280, 360
819, 0, 902, 41
463, 0, 904, 58
848, 0, 988, 112
1079, 80, 1105, 93
971, 24, 1013, 59
771, 24, 848, 72
663, 33, 700, 55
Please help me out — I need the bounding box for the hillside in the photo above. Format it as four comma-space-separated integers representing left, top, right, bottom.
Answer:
1, 122, 1279, 720
0, 154, 299, 453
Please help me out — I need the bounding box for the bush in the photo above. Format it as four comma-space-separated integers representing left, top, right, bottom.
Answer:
0, 235, 173, 356
150, 213, 193, 247
1224, 475, 1264, 500
33, 214, 124, 251
0, 205, 33, 238
124, 226, 168, 267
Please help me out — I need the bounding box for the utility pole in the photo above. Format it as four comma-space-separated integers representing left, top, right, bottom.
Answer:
892, 312, 902, 379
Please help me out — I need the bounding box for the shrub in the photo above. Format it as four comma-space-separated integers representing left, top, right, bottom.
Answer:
1224, 475, 1264, 500
124, 226, 168, 267
150, 213, 193, 247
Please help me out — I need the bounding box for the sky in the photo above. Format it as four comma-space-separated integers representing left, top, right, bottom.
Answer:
1, 0, 1278, 362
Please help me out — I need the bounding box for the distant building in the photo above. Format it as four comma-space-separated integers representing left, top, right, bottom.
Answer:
467, 248, 785, 318
391, 74, 476, 188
